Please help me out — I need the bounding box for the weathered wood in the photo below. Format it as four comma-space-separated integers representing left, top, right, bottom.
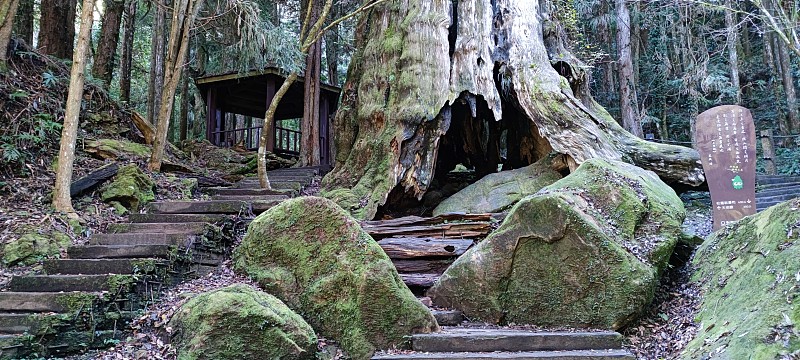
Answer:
185, 175, 232, 188
131, 110, 156, 145
392, 259, 453, 274
362, 213, 492, 227
160, 160, 195, 174
70, 163, 119, 197
378, 238, 473, 259
760, 129, 777, 175
400, 273, 439, 288
364, 223, 490, 240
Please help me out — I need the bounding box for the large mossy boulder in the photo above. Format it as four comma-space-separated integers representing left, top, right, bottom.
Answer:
169, 284, 317, 360
233, 197, 439, 360
101, 164, 154, 212
433, 155, 563, 215
681, 199, 800, 359
84, 138, 151, 160
429, 158, 686, 329
2, 229, 71, 266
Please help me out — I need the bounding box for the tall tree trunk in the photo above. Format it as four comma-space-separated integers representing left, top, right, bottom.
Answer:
92, 0, 125, 86
0, 0, 19, 73
765, 33, 788, 135
147, 0, 167, 125
322, 0, 702, 220
777, 34, 799, 137
724, 0, 741, 104
324, 5, 340, 86
179, 68, 189, 141
119, 0, 137, 104
53, 0, 95, 214
12, 0, 32, 44
147, 0, 202, 171
38, 0, 77, 59
301, 0, 323, 166
616, 0, 641, 137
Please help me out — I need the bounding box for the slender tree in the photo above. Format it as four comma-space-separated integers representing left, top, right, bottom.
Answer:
93, 0, 126, 85
147, 0, 167, 125
119, 0, 137, 104
12, 0, 32, 44
38, 0, 77, 59
724, 0, 740, 104
179, 68, 190, 141
616, 0, 642, 137
53, 0, 95, 215
301, 0, 323, 166
147, 0, 203, 171
0, 0, 19, 73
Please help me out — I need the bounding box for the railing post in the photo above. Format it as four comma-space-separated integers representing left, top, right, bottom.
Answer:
760, 129, 777, 175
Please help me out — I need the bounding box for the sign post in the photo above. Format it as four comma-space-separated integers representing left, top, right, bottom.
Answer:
694, 105, 757, 230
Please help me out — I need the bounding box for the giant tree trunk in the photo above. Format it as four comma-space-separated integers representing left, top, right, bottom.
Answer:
616, 0, 641, 137
53, 0, 95, 214
92, 0, 125, 86
301, 0, 323, 166
38, 0, 77, 59
12, 0, 32, 44
321, 0, 703, 220
0, 0, 19, 73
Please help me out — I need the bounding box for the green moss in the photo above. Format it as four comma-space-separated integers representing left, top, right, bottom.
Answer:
2, 229, 71, 266
55, 293, 96, 313
682, 199, 800, 359
106, 274, 137, 293
233, 197, 438, 359
101, 164, 155, 211
87, 138, 152, 158
170, 284, 317, 360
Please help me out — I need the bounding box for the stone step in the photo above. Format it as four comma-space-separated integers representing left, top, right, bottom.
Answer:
107, 222, 209, 234
129, 213, 232, 223
372, 350, 635, 360
145, 200, 280, 214
237, 177, 313, 186
411, 329, 624, 353
0, 314, 40, 334
89, 233, 193, 246
210, 194, 290, 202
757, 175, 800, 185
202, 187, 295, 196
0, 292, 97, 313
67, 245, 172, 259
8, 275, 128, 292
757, 181, 800, 190
266, 167, 320, 176
44, 259, 164, 275
755, 185, 800, 198
756, 193, 799, 204
232, 181, 301, 191
432, 310, 464, 326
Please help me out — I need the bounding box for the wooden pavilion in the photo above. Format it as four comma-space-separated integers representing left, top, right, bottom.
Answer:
195, 68, 340, 165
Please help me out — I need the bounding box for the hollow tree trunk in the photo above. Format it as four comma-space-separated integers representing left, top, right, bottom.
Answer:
38, 0, 77, 59
321, 0, 703, 220
93, 0, 125, 86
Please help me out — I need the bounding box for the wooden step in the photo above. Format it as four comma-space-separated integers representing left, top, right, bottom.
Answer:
107, 222, 210, 234
0, 314, 40, 334
412, 329, 624, 353
8, 275, 129, 292
145, 200, 280, 214
44, 259, 165, 275
202, 187, 295, 196
129, 213, 233, 223
67, 245, 172, 259
232, 181, 302, 190
0, 292, 97, 313
372, 350, 635, 360
210, 194, 290, 201
401, 273, 440, 288
393, 259, 453, 273
379, 238, 473, 259
89, 233, 193, 246
237, 176, 313, 186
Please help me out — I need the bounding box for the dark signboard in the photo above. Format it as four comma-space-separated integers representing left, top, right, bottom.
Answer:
694, 105, 757, 230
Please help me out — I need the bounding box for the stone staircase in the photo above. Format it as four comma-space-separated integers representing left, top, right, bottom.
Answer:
372, 327, 635, 360
756, 174, 800, 211
0, 167, 320, 358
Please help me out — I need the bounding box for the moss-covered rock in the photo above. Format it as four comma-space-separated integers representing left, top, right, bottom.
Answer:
2, 229, 71, 266
681, 199, 800, 359
433, 155, 563, 215
84, 138, 151, 160
169, 284, 317, 360
101, 164, 154, 212
233, 197, 439, 359
429, 158, 686, 329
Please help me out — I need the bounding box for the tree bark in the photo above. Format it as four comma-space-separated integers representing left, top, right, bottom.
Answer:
92, 0, 125, 86
321, 0, 703, 220
616, 0, 641, 137
119, 0, 137, 104
777, 32, 799, 137
724, 0, 741, 104
147, 0, 167, 125
301, 0, 323, 166
38, 0, 77, 59
148, 0, 202, 171
324, 5, 340, 86
53, 0, 95, 214
12, 0, 32, 44
0, 0, 19, 73
179, 68, 189, 141
765, 33, 788, 135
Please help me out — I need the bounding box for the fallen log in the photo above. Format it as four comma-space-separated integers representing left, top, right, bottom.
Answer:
364, 222, 490, 240
362, 213, 492, 227
400, 273, 440, 288
378, 237, 473, 259
131, 111, 155, 145
70, 163, 119, 197
392, 259, 453, 274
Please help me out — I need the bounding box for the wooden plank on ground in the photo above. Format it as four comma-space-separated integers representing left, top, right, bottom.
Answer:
362, 213, 492, 227
401, 273, 439, 288
70, 163, 119, 197
378, 238, 473, 259
392, 259, 453, 274
364, 223, 490, 240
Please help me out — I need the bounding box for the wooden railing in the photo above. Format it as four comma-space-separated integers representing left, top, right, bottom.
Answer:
211, 124, 301, 155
